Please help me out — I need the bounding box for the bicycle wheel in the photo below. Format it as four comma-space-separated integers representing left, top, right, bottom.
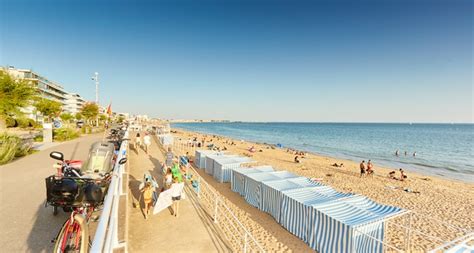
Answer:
53, 214, 89, 253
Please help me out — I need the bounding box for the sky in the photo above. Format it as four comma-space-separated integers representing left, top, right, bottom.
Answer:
0, 0, 472, 123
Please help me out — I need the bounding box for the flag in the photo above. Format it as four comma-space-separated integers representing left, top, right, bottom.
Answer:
106, 102, 112, 116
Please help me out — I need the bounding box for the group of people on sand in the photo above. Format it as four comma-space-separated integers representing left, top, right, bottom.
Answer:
388, 168, 408, 181
359, 160, 375, 177
134, 132, 152, 154
395, 149, 417, 157
287, 149, 306, 163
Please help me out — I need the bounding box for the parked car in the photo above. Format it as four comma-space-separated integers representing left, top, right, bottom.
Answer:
76, 120, 84, 128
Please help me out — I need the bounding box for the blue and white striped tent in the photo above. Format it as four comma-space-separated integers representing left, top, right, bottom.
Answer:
212, 156, 254, 183
205, 154, 237, 175
244, 171, 299, 209
279, 186, 355, 242
261, 177, 323, 223
194, 150, 223, 169
307, 195, 404, 253
231, 166, 274, 196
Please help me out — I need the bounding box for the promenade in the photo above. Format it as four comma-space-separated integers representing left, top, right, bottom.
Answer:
127, 133, 230, 252
0, 134, 103, 252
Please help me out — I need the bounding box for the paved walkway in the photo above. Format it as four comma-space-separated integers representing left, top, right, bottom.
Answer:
0, 134, 103, 252
127, 133, 230, 253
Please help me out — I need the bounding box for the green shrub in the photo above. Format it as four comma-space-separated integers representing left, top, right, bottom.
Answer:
17, 117, 30, 128
15, 142, 32, 157
34, 135, 43, 142
5, 117, 17, 128
0, 134, 21, 165
53, 128, 80, 141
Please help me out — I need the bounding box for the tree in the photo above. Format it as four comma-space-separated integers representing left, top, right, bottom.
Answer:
0, 70, 38, 129
60, 113, 74, 123
35, 98, 62, 123
75, 113, 83, 120
80, 103, 99, 125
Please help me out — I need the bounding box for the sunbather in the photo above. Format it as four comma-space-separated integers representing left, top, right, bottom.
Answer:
388, 171, 396, 179
399, 168, 407, 181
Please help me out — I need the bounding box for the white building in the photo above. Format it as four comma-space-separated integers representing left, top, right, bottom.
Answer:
64, 93, 86, 114
4, 66, 87, 121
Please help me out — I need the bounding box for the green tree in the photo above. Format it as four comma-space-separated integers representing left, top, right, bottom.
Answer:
35, 98, 62, 123
75, 112, 83, 120
117, 115, 125, 123
80, 103, 99, 125
0, 70, 38, 129
60, 113, 74, 123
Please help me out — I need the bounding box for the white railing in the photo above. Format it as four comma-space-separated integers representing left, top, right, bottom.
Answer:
171, 138, 266, 252
90, 131, 129, 253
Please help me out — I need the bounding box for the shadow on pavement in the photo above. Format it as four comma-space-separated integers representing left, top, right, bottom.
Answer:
26, 203, 70, 252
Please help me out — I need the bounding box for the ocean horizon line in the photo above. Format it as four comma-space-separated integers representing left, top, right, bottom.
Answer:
173, 121, 474, 125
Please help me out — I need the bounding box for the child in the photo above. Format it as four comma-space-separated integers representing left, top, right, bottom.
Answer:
171, 177, 182, 217
140, 181, 155, 219
164, 168, 173, 190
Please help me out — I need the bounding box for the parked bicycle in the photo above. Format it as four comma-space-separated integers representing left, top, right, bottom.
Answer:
46, 142, 127, 252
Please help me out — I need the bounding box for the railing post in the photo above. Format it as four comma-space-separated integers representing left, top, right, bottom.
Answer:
243, 233, 248, 253
213, 197, 219, 223
407, 212, 412, 251
197, 177, 201, 199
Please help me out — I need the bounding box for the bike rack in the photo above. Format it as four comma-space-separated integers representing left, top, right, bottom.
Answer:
91, 130, 129, 253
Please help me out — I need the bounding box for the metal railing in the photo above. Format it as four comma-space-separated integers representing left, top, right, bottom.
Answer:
172, 138, 266, 252
90, 131, 129, 252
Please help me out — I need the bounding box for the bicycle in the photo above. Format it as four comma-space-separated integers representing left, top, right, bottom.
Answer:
53, 206, 92, 253
47, 152, 128, 253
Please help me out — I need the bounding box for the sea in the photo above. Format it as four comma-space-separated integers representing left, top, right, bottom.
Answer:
172, 122, 474, 183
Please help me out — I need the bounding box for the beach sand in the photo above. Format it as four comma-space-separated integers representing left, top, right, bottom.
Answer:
171, 128, 474, 252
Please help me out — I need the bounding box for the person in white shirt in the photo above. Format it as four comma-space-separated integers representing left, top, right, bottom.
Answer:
143, 133, 151, 154
135, 133, 142, 152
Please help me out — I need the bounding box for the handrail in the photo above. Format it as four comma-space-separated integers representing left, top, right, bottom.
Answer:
90, 130, 129, 253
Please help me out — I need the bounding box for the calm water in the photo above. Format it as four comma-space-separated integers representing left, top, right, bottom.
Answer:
172, 122, 474, 183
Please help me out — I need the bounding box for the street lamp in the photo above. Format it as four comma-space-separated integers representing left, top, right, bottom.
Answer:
91, 72, 99, 105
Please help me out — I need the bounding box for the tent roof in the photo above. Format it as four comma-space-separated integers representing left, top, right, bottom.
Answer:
247, 171, 299, 182
233, 166, 274, 175
282, 186, 355, 206
214, 156, 253, 165
287, 177, 323, 187
311, 195, 404, 227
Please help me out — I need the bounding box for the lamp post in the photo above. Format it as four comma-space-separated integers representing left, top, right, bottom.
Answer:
91, 72, 99, 127
92, 72, 99, 105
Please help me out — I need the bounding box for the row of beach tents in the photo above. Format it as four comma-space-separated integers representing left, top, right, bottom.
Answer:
194, 150, 407, 253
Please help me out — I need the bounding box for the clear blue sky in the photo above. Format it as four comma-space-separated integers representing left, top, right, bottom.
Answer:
1, 0, 472, 123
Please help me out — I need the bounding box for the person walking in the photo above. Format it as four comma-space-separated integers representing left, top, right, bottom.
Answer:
165, 147, 174, 168
140, 181, 155, 219
171, 177, 183, 217
367, 160, 374, 176
360, 160, 366, 177
143, 133, 151, 154
135, 132, 142, 152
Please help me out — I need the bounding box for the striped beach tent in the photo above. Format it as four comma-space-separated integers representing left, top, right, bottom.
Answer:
204, 154, 236, 175
212, 156, 254, 183
244, 171, 299, 209
195, 150, 222, 169
279, 186, 355, 242
261, 177, 323, 223
307, 195, 404, 253
231, 166, 274, 196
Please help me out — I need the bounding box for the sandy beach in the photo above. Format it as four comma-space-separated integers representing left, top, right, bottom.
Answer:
171, 128, 474, 252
